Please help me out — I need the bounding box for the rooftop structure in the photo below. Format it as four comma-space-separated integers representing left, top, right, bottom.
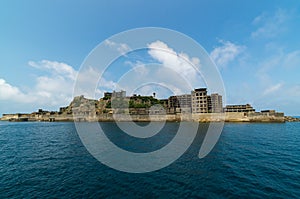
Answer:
225, 104, 255, 113
112, 90, 126, 98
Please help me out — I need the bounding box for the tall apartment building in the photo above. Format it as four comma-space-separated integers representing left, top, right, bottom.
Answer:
208, 93, 223, 113
191, 88, 208, 113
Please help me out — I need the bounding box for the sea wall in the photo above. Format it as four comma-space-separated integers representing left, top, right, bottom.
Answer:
225, 112, 249, 122
93, 112, 285, 122
1, 113, 30, 121
0, 112, 287, 123
192, 113, 245, 122
1, 114, 20, 120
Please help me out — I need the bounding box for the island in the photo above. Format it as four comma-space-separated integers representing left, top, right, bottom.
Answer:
1, 88, 299, 123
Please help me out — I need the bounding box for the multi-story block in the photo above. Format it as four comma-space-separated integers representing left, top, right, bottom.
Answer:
168, 94, 191, 113
224, 104, 255, 113
191, 88, 208, 113
208, 93, 223, 113
112, 90, 126, 98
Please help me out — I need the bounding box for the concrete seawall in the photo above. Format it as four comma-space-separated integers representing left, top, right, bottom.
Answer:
1, 112, 287, 123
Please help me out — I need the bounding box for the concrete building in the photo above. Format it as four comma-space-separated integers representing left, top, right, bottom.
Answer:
225, 104, 255, 113
59, 106, 68, 113
191, 88, 208, 113
208, 93, 223, 113
112, 90, 126, 98
104, 92, 112, 98
248, 110, 284, 117
168, 94, 191, 113
168, 94, 191, 108
159, 99, 168, 108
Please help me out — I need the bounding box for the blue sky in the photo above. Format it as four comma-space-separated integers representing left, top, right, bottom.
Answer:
1, 0, 300, 115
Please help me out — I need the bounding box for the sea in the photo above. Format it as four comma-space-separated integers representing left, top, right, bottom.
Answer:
0, 121, 300, 198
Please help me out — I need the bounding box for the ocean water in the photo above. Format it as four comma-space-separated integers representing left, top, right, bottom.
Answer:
0, 121, 300, 198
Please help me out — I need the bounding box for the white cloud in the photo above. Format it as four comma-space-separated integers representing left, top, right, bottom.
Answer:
210, 40, 245, 68
109, 40, 205, 97
255, 49, 300, 87
28, 60, 77, 106
286, 85, 300, 97
28, 60, 77, 80
75, 66, 117, 99
147, 40, 201, 86
263, 83, 283, 95
282, 50, 300, 68
125, 60, 149, 76
104, 39, 131, 55
132, 65, 149, 76
251, 48, 300, 114
0, 79, 31, 103
0, 60, 118, 113
251, 9, 289, 39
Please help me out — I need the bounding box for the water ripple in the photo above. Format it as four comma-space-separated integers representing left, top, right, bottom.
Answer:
0, 122, 300, 198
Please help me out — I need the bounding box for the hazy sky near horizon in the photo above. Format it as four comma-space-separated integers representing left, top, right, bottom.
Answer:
1, 0, 300, 115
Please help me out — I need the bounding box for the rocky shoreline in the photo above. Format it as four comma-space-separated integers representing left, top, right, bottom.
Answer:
284, 116, 300, 122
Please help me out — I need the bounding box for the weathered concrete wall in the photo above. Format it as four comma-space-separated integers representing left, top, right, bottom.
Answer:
225, 112, 249, 122
0, 112, 287, 123
192, 113, 226, 122
248, 115, 285, 122
1, 114, 19, 120
1, 113, 30, 121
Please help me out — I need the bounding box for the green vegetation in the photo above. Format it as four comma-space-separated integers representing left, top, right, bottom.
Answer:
102, 96, 111, 100
129, 101, 148, 108
104, 96, 165, 109
105, 101, 111, 108
111, 98, 128, 108
129, 96, 163, 108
